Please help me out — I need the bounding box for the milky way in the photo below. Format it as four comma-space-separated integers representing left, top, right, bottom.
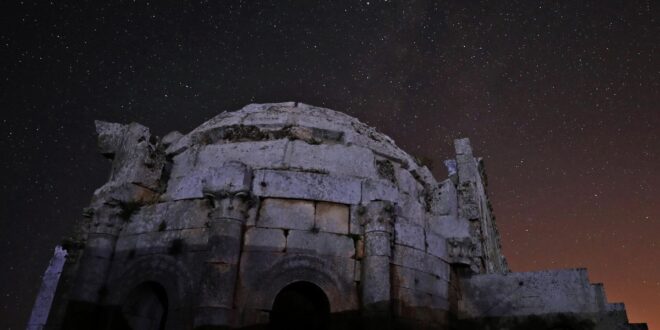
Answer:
1, 1, 658, 328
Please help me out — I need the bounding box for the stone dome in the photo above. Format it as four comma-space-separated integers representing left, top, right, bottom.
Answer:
162, 102, 438, 205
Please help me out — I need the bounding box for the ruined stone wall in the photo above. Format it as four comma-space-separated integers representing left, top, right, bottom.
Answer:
46, 103, 458, 329
38, 102, 644, 329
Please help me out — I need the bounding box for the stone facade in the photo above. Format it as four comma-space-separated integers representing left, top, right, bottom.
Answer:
33, 102, 646, 329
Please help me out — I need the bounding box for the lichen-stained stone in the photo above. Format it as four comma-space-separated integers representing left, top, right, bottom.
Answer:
286, 140, 377, 178
243, 227, 286, 252
197, 140, 288, 170
257, 198, 314, 230
286, 230, 355, 258
392, 265, 449, 298
395, 167, 423, 195
252, 169, 361, 204
361, 178, 399, 203
394, 220, 425, 251
392, 244, 450, 280
314, 202, 350, 234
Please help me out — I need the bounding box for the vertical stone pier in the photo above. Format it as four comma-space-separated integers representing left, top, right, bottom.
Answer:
69, 205, 122, 303
360, 201, 394, 325
195, 163, 253, 328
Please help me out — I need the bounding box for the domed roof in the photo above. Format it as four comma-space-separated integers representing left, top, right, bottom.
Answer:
163, 102, 438, 203
168, 102, 416, 167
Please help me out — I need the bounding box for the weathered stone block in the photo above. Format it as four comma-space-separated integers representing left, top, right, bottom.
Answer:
392, 265, 449, 298
243, 227, 286, 252
180, 228, 208, 250
428, 179, 458, 216
197, 140, 288, 169
165, 173, 204, 200
429, 213, 469, 239
315, 202, 350, 234
392, 285, 449, 310
286, 141, 377, 178
396, 194, 425, 227
394, 220, 425, 250
286, 230, 355, 258
361, 178, 399, 203
201, 162, 252, 194
426, 230, 448, 261
392, 244, 449, 280
252, 169, 361, 204
134, 231, 180, 255
257, 198, 314, 230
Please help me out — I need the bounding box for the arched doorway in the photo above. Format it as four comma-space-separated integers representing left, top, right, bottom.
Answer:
270, 281, 330, 330
121, 281, 168, 330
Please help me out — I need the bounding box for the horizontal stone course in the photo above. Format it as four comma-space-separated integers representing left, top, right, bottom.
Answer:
243, 227, 286, 252
256, 198, 314, 230
286, 230, 355, 258
392, 244, 450, 281
252, 169, 362, 204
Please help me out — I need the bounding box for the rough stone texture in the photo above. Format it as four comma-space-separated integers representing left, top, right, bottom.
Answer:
459, 268, 621, 327
37, 103, 644, 330
253, 169, 362, 204
286, 230, 355, 258
243, 227, 286, 252
257, 198, 314, 230
314, 201, 350, 234
27, 246, 68, 330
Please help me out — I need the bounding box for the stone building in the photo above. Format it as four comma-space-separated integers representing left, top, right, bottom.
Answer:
31, 103, 646, 329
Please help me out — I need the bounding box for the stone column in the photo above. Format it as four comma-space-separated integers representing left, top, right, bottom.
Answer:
194, 191, 252, 327
360, 201, 394, 321
190, 162, 253, 327
70, 204, 123, 303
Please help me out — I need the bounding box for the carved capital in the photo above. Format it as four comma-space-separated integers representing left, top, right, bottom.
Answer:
359, 201, 395, 234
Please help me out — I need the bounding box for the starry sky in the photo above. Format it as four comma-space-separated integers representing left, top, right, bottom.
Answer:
1, 1, 658, 328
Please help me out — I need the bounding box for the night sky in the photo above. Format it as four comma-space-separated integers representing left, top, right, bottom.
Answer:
1, 1, 658, 328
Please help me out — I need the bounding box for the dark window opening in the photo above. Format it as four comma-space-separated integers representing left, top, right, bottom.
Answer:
270, 281, 330, 330
121, 281, 168, 330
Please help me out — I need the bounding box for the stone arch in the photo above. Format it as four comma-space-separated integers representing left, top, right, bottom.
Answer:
121, 281, 168, 330
270, 281, 330, 330
248, 255, 358, 314
107, 255, 194, 329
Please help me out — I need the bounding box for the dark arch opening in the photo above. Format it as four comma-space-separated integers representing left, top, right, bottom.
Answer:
121, 281, 168, 330
270, 281, 330, 330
